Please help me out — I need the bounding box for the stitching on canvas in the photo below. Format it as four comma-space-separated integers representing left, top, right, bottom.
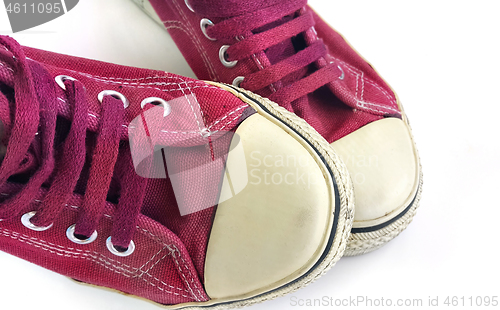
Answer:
57, 97, 245, 135
338, 60, 399, 113
354, 68, 360, 100
364, 79, 396, 105
58, 72, 220, 92
0, 61, 14, 72
77, 72, 208, 87
334, 58, 398, 107
0, 211, 155, 274
170, 0, 219, 81
170, 245, 204, 301
0, 228, 197, 300
77, 73, 169, 82
52, 68, 242, 138
181, 79, 207, 135
207, 105, 246, 129
162, 23, 217, 81
0, 227, 195, 300
356, 103, 391, 114
140, 251, 170, 274
160, 130, 199, 134
162, 22, 219, 81
60, 71, 208, 139
216, 111, 246, 132
357, 100, 399, 113
341, 61, 397, 107
138, 247, 199, 297
0, 194, 204, 301
144, 272, 189, 296
157, 104, 246, 137
169, 245, 201, 301
360, 71, 365, 102
57, 67, 185, 85
174, 78, 205, 138
134, 227, 204, 301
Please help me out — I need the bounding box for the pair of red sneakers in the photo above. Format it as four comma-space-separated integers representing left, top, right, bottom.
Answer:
0, 0, 421, 308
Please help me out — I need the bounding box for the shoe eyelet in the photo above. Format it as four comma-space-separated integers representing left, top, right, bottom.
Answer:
140, 97, 172, 117
232, 76, 244, 88
55, 75, 77, 91
185, 0, 195, 12
200, 18, 216, 41
337, 65, 344, 80
21, 211, 53, 232
66, 224, 98, 245
219, 45, 237, 68
106, 237, 135, 257
98, 90, 130, 109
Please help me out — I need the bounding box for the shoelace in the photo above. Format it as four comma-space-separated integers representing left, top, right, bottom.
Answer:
205, 0, 343, 105
0, 39, 146, 255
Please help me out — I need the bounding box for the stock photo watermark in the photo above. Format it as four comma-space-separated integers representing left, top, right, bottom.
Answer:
248, 151, 318, 188
289, 295, 499, 307
3, 0, 79, 33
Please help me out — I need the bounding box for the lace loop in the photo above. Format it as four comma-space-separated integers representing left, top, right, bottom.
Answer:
225, 12, 314, 62
31, 79, 89, 228
0, 39, 144, 253
0, 38, 40, 188
0, 61, 57, 220
109, 150, 148, 249
240, 40, 326, 92
74, 95, 124, 239
269, 62, 343, 105
205, 0, 306, 40
202, 0, 343, 103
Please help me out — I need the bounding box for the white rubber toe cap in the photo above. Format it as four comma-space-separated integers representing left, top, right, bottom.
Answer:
204, 113, 334, 300
332, 118, 419, 228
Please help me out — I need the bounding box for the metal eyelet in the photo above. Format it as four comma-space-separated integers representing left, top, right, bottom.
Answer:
185, 0, 195, 12
98, 90, 130, 109
21, 211, 53, 232
66, 224, 98, 245
55, 75, 77, 91
200, 18, 216, 41
337, 65, 345, 80
106, 237, 135, 257
140, 97, 172, 117
232, 76, 245, 88
219, 45, 238, 68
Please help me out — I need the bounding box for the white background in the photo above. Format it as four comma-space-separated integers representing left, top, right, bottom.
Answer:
1, 0, 499, 309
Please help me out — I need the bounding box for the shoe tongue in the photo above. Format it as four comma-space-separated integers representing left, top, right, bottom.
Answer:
190, 0, 282, 18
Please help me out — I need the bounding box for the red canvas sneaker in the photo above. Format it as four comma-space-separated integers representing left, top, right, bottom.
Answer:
0, 35, 354, 308
132, 0, 423, 256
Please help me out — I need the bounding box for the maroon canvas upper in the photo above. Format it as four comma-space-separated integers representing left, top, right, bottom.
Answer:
0, 35, 256, 305
147, 0, 401, 142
